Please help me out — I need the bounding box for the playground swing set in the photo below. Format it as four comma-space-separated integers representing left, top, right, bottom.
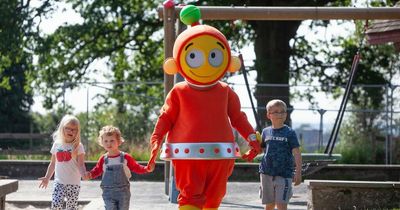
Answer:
158, 1, 400, 201
235, 22, 363, 176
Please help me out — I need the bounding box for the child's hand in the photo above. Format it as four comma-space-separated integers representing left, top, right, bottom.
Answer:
247, 132, 262, 154
242, 149, 258, 162
145, 162, 155, 173
293, 170, 302, 186
82, 171, 91, 180
147, 143, 159, 173
38, 177, 50, 189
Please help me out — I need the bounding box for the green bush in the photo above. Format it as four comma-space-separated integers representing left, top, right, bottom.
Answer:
335, 115, 385, 164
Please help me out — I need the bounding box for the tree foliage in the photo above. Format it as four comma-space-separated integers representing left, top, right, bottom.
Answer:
33, 0, 165, 143
35, 0, 164, 108
291, 18, 399, 163
191, 0, 351, 128
336, 114, 385, 164
0, 0, 42, 133
196, 0, 399, 163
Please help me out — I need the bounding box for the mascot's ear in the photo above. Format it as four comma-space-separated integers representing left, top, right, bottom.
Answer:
228, 56, 241, 73
163, 58, 178, 75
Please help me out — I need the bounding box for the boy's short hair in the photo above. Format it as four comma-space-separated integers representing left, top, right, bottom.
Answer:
266, 99, 287, 113
97, 125, 125, 146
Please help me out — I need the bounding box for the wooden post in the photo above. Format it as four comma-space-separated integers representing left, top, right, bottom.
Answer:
162, 0, 176, 196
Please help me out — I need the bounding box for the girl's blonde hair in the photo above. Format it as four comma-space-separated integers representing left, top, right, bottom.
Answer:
52, 115, 81, 158
97, 125, 125, 146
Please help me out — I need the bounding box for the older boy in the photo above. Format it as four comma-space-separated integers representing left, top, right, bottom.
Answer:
259, 99, 302, 210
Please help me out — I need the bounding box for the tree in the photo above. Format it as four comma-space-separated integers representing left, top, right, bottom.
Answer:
196, 0, 350, 128
195, 0, 399, 163
34, 0, 360, 131
0, 0, 41, 133
0, 0, 56, 150
291, 16, 399, 162
330, 42, 397, 163
34, 0, 165, 143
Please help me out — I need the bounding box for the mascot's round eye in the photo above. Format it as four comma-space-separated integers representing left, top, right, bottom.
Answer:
185, 50, 204, 68
208, 49, 223, 67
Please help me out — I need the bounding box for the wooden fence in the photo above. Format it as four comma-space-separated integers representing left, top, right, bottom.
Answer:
0, 133, 51, 155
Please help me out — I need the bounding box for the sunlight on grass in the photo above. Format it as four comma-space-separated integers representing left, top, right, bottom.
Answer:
85, 142, 151, 161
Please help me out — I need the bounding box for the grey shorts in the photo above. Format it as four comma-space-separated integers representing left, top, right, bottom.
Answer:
260, 173, 293, 204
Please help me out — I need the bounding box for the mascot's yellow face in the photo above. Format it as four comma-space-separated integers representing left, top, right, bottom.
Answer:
163, 5, 241, 85
178, 35, 230, 84
163, 24, 241, 86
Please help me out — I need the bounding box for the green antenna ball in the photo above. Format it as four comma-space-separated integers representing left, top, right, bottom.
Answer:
180, 5, 201, 25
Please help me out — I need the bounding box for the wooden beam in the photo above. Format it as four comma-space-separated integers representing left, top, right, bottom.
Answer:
157, 6, 400, 20
0, 179, 18, 210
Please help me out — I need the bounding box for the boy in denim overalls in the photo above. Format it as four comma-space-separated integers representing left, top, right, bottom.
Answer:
86, 125, 150, 210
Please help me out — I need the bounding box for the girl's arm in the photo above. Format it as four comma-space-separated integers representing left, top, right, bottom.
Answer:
38, 154, 56, 189
77, 153, 87, 179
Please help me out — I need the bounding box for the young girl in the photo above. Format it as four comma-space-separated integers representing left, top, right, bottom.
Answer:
86, 125, 149, 210
38, 115, 87, 210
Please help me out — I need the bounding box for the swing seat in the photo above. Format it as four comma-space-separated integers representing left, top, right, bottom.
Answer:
301, 153, 341, 176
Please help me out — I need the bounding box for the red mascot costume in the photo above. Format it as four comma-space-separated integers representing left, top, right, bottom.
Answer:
146, 5, 261, 210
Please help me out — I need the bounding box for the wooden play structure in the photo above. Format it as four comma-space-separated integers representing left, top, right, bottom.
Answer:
366, 2, 400, 51
157, 1, 400, 203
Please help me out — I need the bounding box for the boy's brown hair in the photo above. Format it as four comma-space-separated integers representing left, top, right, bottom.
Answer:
97, 125, 125, 146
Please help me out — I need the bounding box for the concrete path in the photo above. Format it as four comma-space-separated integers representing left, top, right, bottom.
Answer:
6, 180, 307, 210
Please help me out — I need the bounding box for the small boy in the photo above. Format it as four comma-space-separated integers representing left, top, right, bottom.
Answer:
259, 99, 302, 210
85, 125, 150, 210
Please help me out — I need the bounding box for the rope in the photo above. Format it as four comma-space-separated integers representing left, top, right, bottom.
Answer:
324, 20, 368, 155
238, 54, 262, 131
229, 20, 262, 130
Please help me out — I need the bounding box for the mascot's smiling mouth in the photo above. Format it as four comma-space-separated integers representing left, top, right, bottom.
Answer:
189, 69, 220, 78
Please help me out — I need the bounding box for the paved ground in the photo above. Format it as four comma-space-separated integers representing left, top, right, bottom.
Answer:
6, 180, 307, 210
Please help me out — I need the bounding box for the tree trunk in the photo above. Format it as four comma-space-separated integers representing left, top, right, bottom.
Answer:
251, 20, 301, 129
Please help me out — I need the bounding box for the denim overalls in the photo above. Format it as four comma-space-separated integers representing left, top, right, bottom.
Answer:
100, 152, 131, 210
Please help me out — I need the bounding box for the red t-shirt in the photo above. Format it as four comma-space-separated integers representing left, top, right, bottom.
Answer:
90, 152, 147, 179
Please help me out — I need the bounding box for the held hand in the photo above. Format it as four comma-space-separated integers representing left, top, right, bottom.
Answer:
38, 177, 49, 189
147, 143, 159, 173
256, 131, 262, 143
145, 162, 155, 173
241, 149, 258, 162
247, 132, 262, 154
82, 171, 91, 180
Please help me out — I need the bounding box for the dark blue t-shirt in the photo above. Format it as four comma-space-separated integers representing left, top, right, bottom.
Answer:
259, 125, 300, 178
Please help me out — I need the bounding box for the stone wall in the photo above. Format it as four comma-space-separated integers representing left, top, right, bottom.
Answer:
0, 160, 163, 181
0, 160, 399, 182
306, 180, 400, 209
304, 164, 400, 181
